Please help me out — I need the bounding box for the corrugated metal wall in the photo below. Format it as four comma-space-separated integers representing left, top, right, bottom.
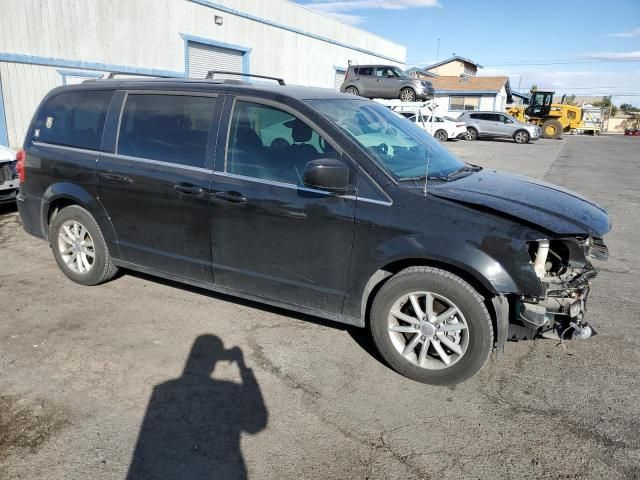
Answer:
187, 43, 244, 79
0, 0, 406, 147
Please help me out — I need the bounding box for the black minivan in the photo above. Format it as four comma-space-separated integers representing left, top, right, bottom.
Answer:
16, 75, 611, 384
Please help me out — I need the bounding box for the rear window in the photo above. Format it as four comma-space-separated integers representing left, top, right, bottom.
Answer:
354, 67, 373, 76
117, 94, 217, 168
33, 90, 113, 150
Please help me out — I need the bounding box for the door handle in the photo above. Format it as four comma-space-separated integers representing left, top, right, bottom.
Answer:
174, 183, 204, 195
214, 191, 247, 203
98, 172, 132, 184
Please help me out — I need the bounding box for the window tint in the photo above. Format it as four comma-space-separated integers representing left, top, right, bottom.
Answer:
469, 113, 480, 119
375, 67, 397, 78
357, 67, 373, 76
33, 90, 112, 150
226, 101, 338, 185
117, 94, 216, 168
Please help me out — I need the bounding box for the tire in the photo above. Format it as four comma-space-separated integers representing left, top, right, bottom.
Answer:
513, 129, 530, 144
434, 129, 448, 142
541, 119, 563, 139
400, 88, 416, 102
49, 205, 118, 286
465, 127, 478, 141
370, 267, 493, 385
345, 86, 359, 96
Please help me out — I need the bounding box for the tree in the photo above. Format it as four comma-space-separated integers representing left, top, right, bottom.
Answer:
620, 103, 640, 113
592, 96, 618, 118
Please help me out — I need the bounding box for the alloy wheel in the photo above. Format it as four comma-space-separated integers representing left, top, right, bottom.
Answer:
515, 131, 529, 143
57, 220, 95, 274
387, 291, 469, 369
400, 89, 416, 102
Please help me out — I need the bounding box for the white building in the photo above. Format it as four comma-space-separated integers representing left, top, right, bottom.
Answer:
0, 0, 406, 147
426, 76, 511, 118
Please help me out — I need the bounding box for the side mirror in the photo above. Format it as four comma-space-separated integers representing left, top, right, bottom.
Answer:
303, 158, 351, 194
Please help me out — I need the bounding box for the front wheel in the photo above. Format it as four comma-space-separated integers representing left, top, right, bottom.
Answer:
465, 127, 478, 141
541, 119, 563, 139
370, 267, 493, 385
513, 130, 530, 144
400, 88, 416, 102
50, 205, 118, 286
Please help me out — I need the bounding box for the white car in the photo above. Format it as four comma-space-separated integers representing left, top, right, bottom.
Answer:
404, 114, 467, 142
0, 144, 19, 204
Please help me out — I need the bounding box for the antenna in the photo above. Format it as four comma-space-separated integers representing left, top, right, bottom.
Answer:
423, 97, 437, 195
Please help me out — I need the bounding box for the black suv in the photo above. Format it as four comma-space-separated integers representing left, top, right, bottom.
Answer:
16, 75, 610, 384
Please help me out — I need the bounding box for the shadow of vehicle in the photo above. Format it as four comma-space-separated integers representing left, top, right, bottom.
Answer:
0, 203, 18, 216
126, 335, 268, 480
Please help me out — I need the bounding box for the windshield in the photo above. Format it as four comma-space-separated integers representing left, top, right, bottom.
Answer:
309, 99, 465, 180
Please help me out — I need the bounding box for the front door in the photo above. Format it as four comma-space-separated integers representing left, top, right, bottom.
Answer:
210, 98, 356, 314
97, 92, 221, 283
374, 66, 401, 97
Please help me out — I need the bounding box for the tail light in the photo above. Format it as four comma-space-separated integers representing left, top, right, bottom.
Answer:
16, 149, 26, 183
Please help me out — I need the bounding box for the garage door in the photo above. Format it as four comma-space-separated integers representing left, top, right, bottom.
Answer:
334, 70, 346, 90
187, 42, 244, 79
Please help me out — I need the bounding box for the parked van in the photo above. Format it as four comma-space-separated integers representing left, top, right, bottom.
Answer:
17, 75, 610, 384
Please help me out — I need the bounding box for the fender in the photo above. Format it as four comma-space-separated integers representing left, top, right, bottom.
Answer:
40, 182, 120, 258
344, 233, 543, 323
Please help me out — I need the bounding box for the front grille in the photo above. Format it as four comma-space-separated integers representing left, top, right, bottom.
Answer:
0, 165, 13, 182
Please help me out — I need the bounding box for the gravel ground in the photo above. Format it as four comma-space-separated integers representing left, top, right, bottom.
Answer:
1, 135, 639, 479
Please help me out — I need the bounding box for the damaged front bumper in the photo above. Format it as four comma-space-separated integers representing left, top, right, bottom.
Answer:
509, 236, 608, 342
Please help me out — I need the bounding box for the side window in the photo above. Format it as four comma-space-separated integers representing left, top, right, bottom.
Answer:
376, 67, 395, 78
226, 100, 339, 185
469, 113, 480, 119
358, 67, 373, 77
117, 94, 216, 168
33, 90, 113, 150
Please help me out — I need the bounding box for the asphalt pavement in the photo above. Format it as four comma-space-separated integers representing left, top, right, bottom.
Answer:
1, 135, 639, 479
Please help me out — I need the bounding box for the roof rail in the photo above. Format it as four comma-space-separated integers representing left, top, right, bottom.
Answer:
205, 70, 285, 86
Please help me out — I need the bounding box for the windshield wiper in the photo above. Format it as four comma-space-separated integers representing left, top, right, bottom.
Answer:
399, 165, 481, 183
443, 164, 482, 180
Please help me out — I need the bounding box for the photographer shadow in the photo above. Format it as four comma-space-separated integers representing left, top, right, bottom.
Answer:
126, 335, 268, 480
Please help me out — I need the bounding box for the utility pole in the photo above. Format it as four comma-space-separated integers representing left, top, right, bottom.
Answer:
434, 38, 440, 76
606, 95, 614, 133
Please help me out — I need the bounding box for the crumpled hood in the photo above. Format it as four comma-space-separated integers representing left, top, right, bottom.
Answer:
428, 170, 611, 237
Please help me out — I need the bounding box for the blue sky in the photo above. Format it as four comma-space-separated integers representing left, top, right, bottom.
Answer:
295, 0, 640, 106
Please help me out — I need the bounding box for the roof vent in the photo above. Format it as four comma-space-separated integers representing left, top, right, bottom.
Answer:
458, 75, 469, 83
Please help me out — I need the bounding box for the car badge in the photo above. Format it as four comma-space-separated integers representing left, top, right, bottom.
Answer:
45, 117, 54, 129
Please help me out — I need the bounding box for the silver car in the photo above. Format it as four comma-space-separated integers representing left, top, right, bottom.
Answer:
340, 65, 434, 102
457, 111, 541, 144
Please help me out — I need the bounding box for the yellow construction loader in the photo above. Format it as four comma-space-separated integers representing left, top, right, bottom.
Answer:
506, 91, 583, 139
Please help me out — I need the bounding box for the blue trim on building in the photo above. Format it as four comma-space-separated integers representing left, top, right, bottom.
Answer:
334, 65, 347, 73
57, 69, 103, 86
0, 52, 183, 78
180, 33, 251, 78
0, 76, 8, 146
187, 0, 405, 64
436, 90, 498, 95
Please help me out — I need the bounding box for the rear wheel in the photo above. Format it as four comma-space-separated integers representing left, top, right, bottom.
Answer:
370, 267, 493, 385
513, 130, 530, 144
541, 119, 563, 139
345, 86, 359, 96
50, 205, 118, 286
434, 129, 448, 142
465, 127, 478, 141
400, 88, 416, 102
